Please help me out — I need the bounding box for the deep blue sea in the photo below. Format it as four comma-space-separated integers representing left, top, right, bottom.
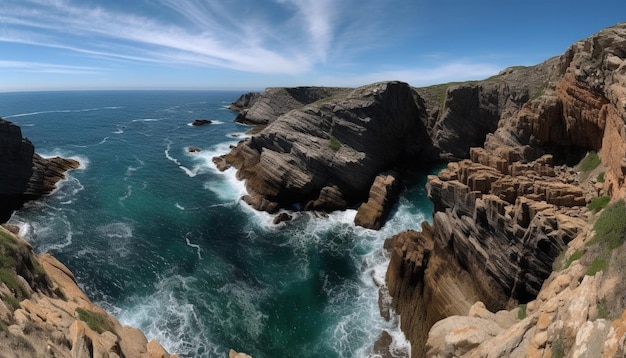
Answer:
0, 90, 434, 358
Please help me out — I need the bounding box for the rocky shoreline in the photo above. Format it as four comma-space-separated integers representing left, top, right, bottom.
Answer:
220, 23, 626, 357
2, 21, 626, 358
0, 118, 178, 357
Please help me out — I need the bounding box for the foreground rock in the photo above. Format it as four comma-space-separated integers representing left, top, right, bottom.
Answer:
0, 225, 177, 358
215, 81, 439, 216
384, 22, 626, 357
0, 119, 79, 222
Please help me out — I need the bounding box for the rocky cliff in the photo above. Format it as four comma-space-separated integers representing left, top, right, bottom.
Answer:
0, 119, 80, 222
0, 225, 177, 358
215, 81, 439, 225
384, 22, 626, 357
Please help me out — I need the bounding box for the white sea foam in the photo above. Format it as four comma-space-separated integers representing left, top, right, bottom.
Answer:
97, 222, 133, 239
175, 203, 185, 211
132, 118, 162, 122
117, 273, 220, 357
118, 185, 132, 206
113, 125, 125, 134
5, 106, 123, 118
184, 233, 202, 259
164, 140, 181, 166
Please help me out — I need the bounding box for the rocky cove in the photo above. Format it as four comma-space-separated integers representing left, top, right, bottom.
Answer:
1, 22, 626, 357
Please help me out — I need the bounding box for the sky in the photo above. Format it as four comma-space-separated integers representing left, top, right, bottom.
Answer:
0, 0, 624, 92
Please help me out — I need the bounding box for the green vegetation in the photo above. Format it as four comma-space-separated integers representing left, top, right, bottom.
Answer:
329, 136, 341, 151
75, 307, 116, 335
587, 200, 626, 249
531, 86, 546, 100
583, 200, 626, 276
588, 195, 610, 213
586, 257, 609, 276
563, 249, 585, 269
552, 338, 565, 358
597, 171, 605, 183
517, 304, 527, 320
579, 151, 601, 172
597, 298, 609, 319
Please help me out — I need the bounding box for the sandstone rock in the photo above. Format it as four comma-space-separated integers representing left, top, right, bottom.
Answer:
426, 315, 503, 357
354, 172, 400, 230
229, 349, 252, 358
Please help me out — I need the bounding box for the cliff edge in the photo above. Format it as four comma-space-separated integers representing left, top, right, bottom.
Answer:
0, 225, 178, 358
384, 22, 626, 357
0, 118, 80, 222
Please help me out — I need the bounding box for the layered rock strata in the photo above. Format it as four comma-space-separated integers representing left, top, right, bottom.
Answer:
385, 23, 626, 357
0, 119, 79, 222
215, 81, 438, 217
0, 225, 177, 358
231, 86, 349, 125
385, 149, 587, 357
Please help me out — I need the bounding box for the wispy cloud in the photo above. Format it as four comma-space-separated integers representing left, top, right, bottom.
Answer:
315, 62, 502, 88
0, 0, 353, 74
0, 60, 104, 74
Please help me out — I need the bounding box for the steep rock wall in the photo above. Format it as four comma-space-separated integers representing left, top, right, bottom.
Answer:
215, 81, 439, 216
0, 119, 79, 222
385, 22, 626, 357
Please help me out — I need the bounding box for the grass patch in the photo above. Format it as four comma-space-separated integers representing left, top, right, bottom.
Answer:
329, 136, 341, 151
597, 172, 605, 183
586, 257, 609, 276
586, 200, 626, 249
583, 200, 626, 276
597, 298, 609, 319
579, 151, 601, 172
517, 304, 527, 320
588, 195, 610, 213
0, 269, 26, 298
2, 294, 21, 311
75, 308, 116, 335
563, 249, 585, 269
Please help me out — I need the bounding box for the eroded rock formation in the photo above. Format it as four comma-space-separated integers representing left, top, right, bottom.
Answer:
0, 119, 79, 222
384, 22, 626, 357
0, 225, 177, 358
215, 81, 439, 217
231, 86, 349, 125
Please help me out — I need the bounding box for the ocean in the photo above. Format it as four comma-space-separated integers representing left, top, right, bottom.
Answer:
0, 90, 434, 357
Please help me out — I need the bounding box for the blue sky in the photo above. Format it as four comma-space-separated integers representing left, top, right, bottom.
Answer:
0, 0, 624, 91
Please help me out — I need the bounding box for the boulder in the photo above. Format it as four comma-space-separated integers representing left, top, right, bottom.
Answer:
191, 119, 212, 126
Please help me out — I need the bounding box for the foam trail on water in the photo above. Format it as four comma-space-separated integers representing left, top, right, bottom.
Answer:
164, 140, 181, 166
184, 234, 202, 259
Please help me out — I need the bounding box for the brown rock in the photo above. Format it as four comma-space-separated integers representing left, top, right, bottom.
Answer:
354, 172, 400, 230
191, 119, 212, 126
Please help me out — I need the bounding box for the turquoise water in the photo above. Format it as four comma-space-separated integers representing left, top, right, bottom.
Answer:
1, 91, 434, 357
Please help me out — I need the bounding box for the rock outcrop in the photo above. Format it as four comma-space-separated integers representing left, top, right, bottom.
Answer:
231, 86, 349, 125
215, 81, 439, 216
384, 23, 626, 357
0, 119, 79, 222
0, 225, 177, 358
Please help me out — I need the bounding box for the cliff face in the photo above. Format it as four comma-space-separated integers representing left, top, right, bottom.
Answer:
0, 119, 79, 222
231, 86, 349, 125
0, 225, 177, 358
215, 81, 439, 222
384, 23, 626, 357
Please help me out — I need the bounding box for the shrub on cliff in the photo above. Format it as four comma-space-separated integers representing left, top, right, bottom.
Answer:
584, 199, 626, 275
